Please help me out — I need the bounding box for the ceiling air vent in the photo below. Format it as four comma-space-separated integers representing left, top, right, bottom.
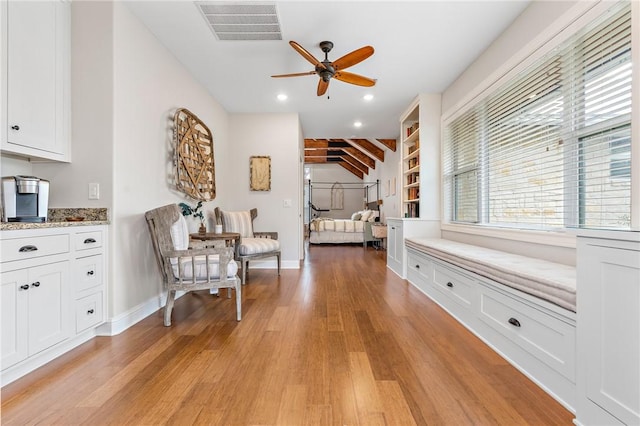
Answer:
197, 2, 282, 41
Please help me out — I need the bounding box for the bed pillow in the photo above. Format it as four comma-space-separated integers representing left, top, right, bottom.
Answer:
360, 210, 373, 222
351, 211, 362, 221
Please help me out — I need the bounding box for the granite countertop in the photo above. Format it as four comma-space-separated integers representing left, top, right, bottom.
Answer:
0, 208, 109, 231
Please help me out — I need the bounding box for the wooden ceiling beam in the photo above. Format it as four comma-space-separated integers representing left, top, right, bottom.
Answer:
348, 138, 385, 161
377, 138, 397, 152
338, 161, 364, 179
342, 155, 369, 175
343, 147, 375, 169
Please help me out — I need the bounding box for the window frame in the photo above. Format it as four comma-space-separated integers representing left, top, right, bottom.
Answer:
441, 1, 636, 244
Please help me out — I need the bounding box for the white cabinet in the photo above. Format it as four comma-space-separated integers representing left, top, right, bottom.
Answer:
387, 219, 403, 276
1, 258, 71, 371
0, 0, 70, 161
386, 218, 440, 278
1, 225, 107, 385
576, 231, 640, 426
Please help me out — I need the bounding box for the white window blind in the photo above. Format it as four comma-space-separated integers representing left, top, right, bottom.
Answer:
444, 1, 632, 230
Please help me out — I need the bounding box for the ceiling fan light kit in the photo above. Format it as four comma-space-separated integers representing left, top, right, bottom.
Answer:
272, 40, 376, 96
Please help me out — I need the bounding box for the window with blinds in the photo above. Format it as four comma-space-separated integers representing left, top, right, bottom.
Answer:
443, 1, 632, 230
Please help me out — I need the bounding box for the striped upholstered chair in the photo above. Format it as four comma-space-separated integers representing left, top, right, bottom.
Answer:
214, 207, 281, 284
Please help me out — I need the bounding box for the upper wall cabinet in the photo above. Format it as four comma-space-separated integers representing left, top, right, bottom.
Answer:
1, 1, 71, 162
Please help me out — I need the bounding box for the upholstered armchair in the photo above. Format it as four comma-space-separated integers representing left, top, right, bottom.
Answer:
214, 207, 281, 284
145, 204, 241, 326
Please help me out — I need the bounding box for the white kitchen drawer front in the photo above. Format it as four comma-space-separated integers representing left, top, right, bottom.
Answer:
74, 230, 103, 251
479, 284, 576, 381
76, 292, 103, 333
1, 234, 70, 263
432, 261, 476, 309
75, 254, 103, 293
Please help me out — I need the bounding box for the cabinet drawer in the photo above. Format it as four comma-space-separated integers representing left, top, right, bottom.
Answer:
74, 231, 103, 251
75, 255, 103, 293
407, 250, 431, 293
479, 284, 575, 381
432, 261, 475, 309
1, 234, 70, 263
76, 291, 103, 333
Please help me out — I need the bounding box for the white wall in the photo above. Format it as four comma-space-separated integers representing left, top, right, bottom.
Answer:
109, 2, 232, 320
227, 113, 302, 268
367, 136, 401, 223
0, 153, 31, 176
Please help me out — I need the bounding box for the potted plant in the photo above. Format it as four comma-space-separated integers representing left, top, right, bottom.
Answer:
179, 201, 206, 234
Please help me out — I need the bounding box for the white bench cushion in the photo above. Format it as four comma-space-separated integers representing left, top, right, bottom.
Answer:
239, 237, 280, 256
171, 255, 238, 280
406, 238, 576, 312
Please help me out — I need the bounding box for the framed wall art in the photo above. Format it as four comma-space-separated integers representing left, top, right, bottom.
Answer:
250, 156, 271, 191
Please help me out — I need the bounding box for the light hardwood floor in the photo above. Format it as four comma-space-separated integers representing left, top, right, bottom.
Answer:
1, 244, 573, 425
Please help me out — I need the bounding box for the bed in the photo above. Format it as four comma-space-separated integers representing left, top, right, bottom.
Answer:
309, 204, 380, 246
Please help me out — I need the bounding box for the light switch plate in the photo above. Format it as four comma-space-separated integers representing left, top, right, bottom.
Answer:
283, 199, 292, 207
89, 183, 100, 200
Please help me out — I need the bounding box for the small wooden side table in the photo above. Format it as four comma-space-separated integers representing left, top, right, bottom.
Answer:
189, 232, 241, 258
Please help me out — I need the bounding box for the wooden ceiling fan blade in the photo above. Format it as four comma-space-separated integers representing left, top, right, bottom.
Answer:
271, 71, 317, 78
334, 71, 376, 87
290, 41, 325, 70
332, 46, 374, 70
317, 79, 329, 96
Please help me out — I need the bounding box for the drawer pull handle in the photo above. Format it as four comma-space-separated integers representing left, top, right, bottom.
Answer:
415, 264, 420, 269
87, 270, 95, 276
508, 317, 521, 328
20, 284, 29, 290
19, 245, 38, 252
84, 238, 97, 244
446, 282, 454, 288
11, 125, 20, 131
31, 281, 40, 288
87, 309, 95, 315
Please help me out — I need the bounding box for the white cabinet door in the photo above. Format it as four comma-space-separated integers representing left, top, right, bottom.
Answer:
27, 261, 71, 355
579, 239, 640, 425
2, 0, 70, 160
386, 219, 403, 276
1, 269, 28, 369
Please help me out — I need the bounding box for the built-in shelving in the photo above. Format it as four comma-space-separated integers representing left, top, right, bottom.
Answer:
401, 101, 420, 218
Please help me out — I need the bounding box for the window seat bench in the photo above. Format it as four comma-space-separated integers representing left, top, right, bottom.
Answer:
405, 237, 576, 312
404, 237, 577, 413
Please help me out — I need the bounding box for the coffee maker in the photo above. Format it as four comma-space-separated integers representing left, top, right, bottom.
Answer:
1, 176, 50, 222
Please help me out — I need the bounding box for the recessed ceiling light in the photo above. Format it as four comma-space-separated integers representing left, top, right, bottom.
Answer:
277, 93, 288, 101
363, 94, 374, 101
353, 121, 362, 128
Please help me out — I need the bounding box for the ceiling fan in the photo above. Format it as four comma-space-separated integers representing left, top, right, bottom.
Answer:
272, 40, 376, 96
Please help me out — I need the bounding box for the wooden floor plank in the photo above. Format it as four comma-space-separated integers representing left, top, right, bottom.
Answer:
0, 243, 574, 425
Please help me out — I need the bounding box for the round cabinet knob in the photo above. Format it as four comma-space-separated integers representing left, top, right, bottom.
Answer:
11, 125, 20, 131
32, 281, 41, 288
20, 284, 30, 290
87, 309, 95, 315
87, 270, 95, 276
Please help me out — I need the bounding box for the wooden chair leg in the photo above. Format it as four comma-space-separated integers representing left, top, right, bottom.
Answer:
242, 259, 248, 284
277, 252, 281, 276
164, 290, 176, 327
